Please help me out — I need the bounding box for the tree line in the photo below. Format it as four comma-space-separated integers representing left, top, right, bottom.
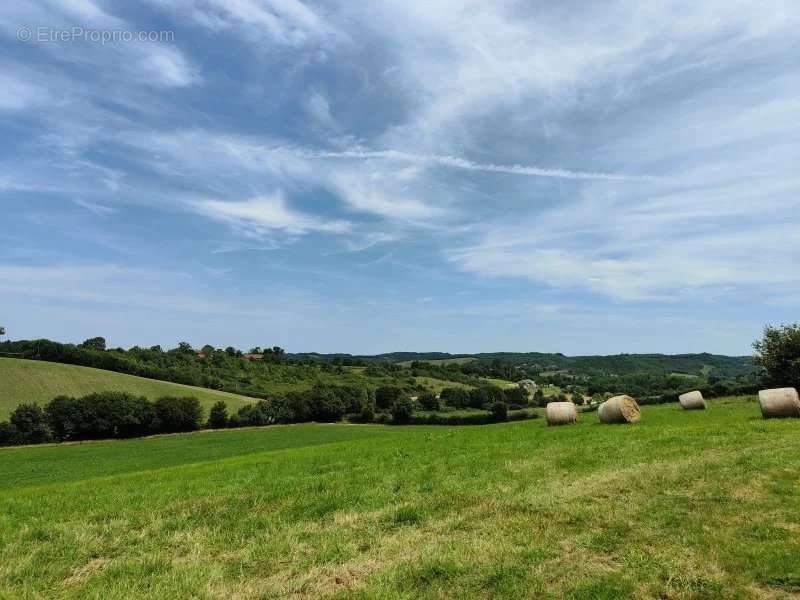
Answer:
0, 393, 203, 446
0, 382, 538, 447
0, 338, 392, 399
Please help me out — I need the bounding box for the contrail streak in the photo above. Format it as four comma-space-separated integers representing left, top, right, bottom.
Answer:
313, 149, 662, 182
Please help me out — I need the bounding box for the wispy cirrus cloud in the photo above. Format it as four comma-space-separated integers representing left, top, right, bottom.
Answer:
144, 0, 343, 48
3, 0, 800, 353
448, 166, 800, 301
0, 72, 47, 111
72, 198, 117, 216
0, 0, 201, 89
191, 192, 351, 239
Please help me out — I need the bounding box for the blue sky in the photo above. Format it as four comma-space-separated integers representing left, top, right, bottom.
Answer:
1, 1, 799, 355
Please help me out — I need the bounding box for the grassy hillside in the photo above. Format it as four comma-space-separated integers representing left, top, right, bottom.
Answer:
480, 377, 518, 389
3, 396, 800, 598
413, 376, 473, 393
0, 358, 258, 419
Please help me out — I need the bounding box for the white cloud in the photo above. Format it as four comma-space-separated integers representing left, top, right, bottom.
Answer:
339, 232, 402, 253
449, 165, 800, 301
72, 198, 116, 216
327, 170, 447, 222
329, 0, 800, 151
45, 0, 121, 25
0, 1, 200, 90
0, 176, 44, 193
146, 0, 342, 47
116, 129, 454, 224
0, 73, 45, 111
191, 192, 351, 238
116, 128, 658, 235
5, 0, 798, 319
135, 46, 202, 88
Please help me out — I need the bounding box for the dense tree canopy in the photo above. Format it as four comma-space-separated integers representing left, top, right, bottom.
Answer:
753, 323, 800, 390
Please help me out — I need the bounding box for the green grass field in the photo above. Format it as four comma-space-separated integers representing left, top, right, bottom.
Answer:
0, 358, 258, 420
2, 396, 800, 598
478, 378, 562, 397
414, 376, 473, 393
480, 377, 518, 389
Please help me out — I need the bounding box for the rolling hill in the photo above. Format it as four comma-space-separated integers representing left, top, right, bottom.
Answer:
297, 351, 756, 378
0, 357, 258, 419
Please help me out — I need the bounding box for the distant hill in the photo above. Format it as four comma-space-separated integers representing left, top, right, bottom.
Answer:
469, 352, 755, 378
289, 351, 755, 378
289, 351, 476, 363
0, 358, 258, 420
0, 339, 758, 419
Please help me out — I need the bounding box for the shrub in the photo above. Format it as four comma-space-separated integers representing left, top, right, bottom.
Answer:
711, 381, 732, 397
332, 385, 370, 414
390, 397, 414, 424
79, 336, 107, 351
440, 387, 470, 409
375, 386, 403, 410
484, 386, 505, 403
282, 392, 310, 422
71, 392, 155, 440
468, 387, 489, 409
417, 391, 440, 411
234, 400, 272, 427
153, 396, 202, 433
306, 385, 346, 422
359, 404, 376, 423
503, 386, 528, 406
489, 400, 508, 421
0, 421, 18, 446
464, 386, 505, 409
355, 395, 376, 423
44, 395, 81, 441
207, 400, 228, 428
374, 412, 392, 424
10, 403, 52, 445
754, 323, 800, 389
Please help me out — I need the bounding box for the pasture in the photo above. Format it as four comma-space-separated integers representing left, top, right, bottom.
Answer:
2, 396, 799, 598
0, 358, 258, 419
413, 375, 473, 393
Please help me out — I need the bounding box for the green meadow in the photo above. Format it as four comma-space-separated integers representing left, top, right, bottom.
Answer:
2, 396, 799, 598
0, 358, 259, 419
413, 375, 473, 393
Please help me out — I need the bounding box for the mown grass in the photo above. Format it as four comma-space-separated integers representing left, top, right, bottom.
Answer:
2, 396, 800, 599
0, 358, 259, 419
0, 424, 394, 490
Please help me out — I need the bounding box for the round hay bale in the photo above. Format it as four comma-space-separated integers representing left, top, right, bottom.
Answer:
679, 390, 706, 410
598, 395, 640, 424
545, 401, 577, 426
758, 388, 800, 419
